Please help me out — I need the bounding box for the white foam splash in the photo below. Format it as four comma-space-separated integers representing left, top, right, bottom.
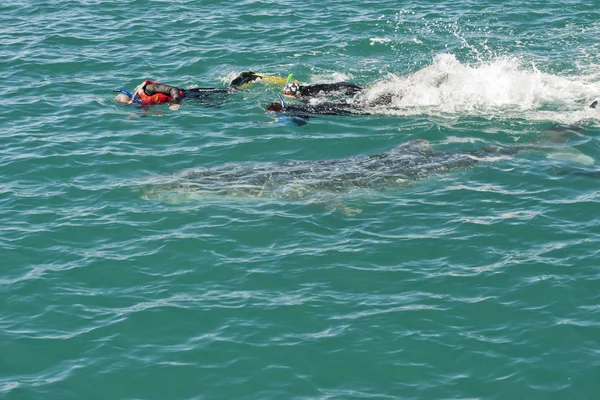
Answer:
360, 53, 600, 124
308, 71, 353, 84
369, 37, 392, 45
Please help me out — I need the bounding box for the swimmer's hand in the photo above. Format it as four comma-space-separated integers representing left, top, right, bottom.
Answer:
169, 104, 180, 111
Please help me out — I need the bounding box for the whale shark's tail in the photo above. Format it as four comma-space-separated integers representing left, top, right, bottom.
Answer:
480, 137, 594, 166
534, 124, 594, 165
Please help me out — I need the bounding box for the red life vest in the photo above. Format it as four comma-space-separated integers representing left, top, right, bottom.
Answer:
136, 80, 185, 105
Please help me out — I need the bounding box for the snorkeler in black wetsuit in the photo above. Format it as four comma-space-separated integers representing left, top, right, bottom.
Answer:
277, 73, 363, 99
265, 98, 365, 116
113, 71, 263, 110
264, 95, 370, 126
283, 81, 363, 98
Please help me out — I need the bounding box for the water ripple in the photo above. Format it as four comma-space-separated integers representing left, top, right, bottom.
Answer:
2, 0, 600, 398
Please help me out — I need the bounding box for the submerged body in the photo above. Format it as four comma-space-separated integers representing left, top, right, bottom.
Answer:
142, 140, 532, 201
142, 137, 593, 205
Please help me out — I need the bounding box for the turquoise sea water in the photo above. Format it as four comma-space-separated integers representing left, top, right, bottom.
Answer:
2, 1, 600, 398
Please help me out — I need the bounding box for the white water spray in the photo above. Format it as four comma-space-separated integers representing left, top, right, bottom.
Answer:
360, 54, 600, 124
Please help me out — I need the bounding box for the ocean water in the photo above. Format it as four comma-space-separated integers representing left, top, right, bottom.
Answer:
2, 0, 600, 399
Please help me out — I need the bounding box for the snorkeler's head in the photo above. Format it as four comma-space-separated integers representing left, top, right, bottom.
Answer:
266, 102, 284, 112
114, 93, 133, 104
112, 89, 136, 104
283, 82, 301, 97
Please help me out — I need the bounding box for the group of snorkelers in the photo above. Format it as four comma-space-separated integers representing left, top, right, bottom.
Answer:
114, 70, 600, 117
113, 70, 374, 118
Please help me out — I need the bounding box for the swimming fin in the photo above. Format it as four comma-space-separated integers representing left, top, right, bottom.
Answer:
230, 71, 263, 87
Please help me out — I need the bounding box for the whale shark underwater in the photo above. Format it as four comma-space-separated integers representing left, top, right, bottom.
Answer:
141, 137, 594, 211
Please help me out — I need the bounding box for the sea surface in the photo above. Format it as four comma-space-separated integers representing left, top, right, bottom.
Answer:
2, 1, 600, 399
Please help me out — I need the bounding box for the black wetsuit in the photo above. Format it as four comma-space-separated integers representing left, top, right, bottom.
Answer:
267, 99, 369, 117
296, 82, 363, 97
284, 102, 364, 116
140, 71, 260, 104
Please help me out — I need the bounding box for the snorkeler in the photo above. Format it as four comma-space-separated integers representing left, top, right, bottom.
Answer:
265, 97, 365, 116
281, 74, 363, 98
113, 71, 263, 110
263, 94, 370, 126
